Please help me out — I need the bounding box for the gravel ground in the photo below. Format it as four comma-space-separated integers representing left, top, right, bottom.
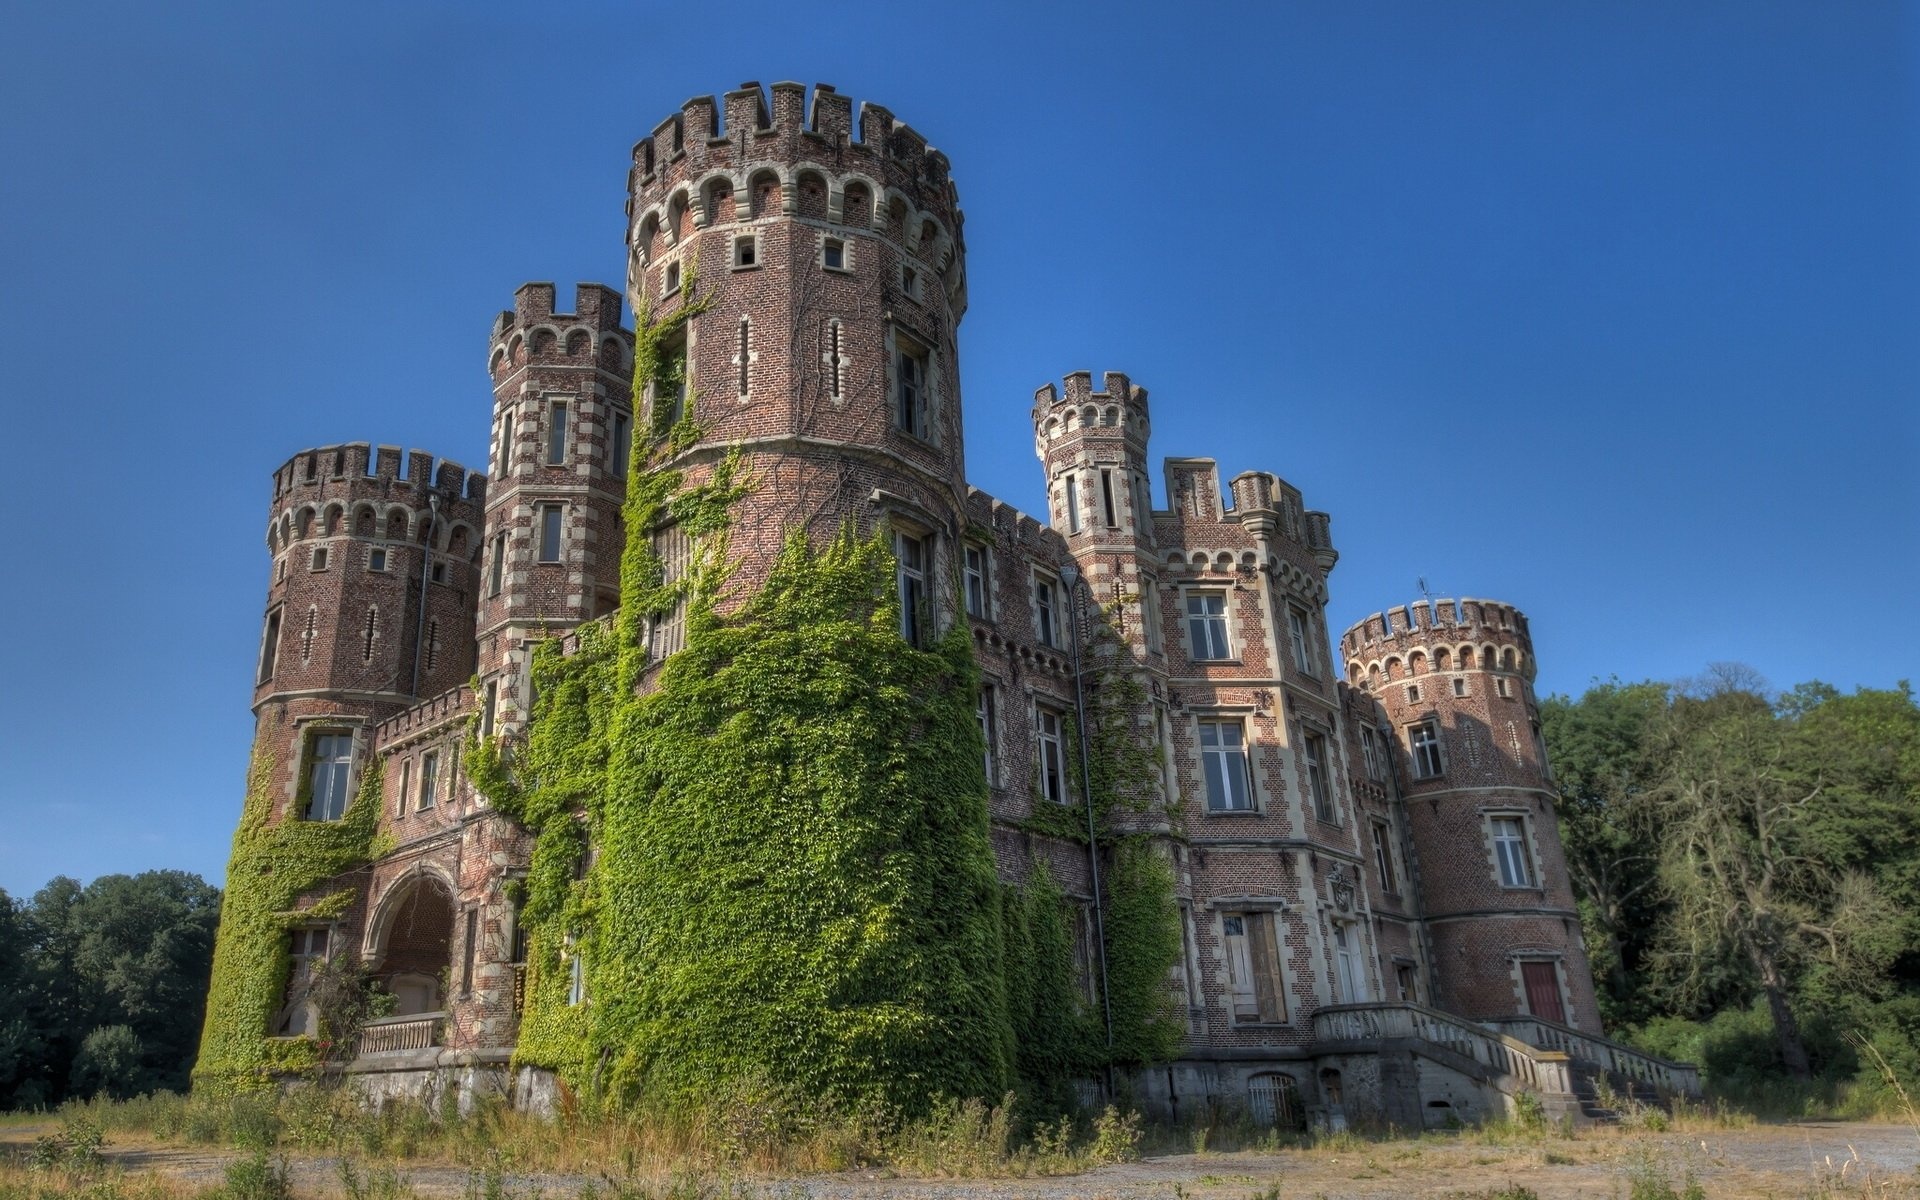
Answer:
7, 1121, 1920, 1198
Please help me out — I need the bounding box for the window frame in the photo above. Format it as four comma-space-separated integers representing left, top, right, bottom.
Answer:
1491, 814, 1536, 888
258, 607, 283, 684
1139, 574, 1163, 653
1360, 725, 1387, 781
1302, 729, 1335, 823
1036, 703, 1070, 805
537, 504, 564, 564
1185, 589, 1232, 662
1221, 910, 1287, 1024
731, 233, 758, 270
963, 542, 990, 620
488, 532, 507, 596
1372, 818, 1399, 894
1198, 716, 1254, 813
1409, 719, 1444, 779
1033, 571, 1062, 649
303, 730, 356, 822
610, 411, 631, 479
892, 331, 932, 440
894, 529, 932, 646
1286, 604, 1314, 675
977, 684, 998, 787
367, 546, 388, 573
546, 398, 568, 466
820, 234, 849, 273
417, 749, 439, 812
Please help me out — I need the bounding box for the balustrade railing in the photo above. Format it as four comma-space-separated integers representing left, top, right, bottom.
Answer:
1312, 1002, 1574, 1097
1481, 1015, 1702, 1097
354, 1012, 444, 1056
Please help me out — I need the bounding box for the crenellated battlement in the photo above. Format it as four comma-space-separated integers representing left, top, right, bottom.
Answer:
1340, 598, 1535, 678
487, 283, 631, 379
628, 83, 961, 273
266, 443, 487, 553
1031, 370, 1151, 444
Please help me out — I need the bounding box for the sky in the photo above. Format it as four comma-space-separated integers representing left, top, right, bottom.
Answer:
0, 1, 1914, 898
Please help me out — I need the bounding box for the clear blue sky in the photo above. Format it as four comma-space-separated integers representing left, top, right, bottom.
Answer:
1, 1, 1914, 897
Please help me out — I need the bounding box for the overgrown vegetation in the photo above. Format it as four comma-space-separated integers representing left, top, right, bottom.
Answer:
462, 266, 1181, 1119
1544, 669, 1920, 1114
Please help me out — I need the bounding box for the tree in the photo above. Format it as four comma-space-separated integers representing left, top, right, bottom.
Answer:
1540, 680, 1671, 1026
1650, 669, 1897, 1078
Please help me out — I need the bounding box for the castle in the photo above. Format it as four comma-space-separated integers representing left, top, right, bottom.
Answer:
202, 82, 1696, 1127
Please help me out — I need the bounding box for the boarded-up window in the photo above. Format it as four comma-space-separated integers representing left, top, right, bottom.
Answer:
1223, 911, 1286, 1023
648, 524, 692, 660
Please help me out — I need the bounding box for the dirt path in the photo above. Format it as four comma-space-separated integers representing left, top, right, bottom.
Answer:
6, 1121, 1920, 1198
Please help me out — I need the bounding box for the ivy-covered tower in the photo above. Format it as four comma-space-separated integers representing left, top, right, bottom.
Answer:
624, 81, 971, 586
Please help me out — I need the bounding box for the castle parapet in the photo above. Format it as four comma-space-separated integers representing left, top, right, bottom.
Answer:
1340, 598, 1536, 685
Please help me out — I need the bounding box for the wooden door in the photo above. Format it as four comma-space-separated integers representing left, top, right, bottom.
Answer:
1521, 961, 1565, 1023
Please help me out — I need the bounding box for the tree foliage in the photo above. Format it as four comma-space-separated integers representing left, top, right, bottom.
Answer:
0, 871, 221, 1108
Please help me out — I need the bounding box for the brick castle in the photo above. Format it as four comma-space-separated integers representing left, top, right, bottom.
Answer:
216, 82, 1694, 1126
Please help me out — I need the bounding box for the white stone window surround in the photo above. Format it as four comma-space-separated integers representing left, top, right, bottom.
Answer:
544, 394, 571, 466
822, 317, 850, 407
1192, 705, 1261, 815
730, 232, 759, 270
818, 229, 854, 273
1207, 901, 1291, 1025
731, 316, 758, 403
1480, 807, 1544, 890
1181, 585, 1236, 663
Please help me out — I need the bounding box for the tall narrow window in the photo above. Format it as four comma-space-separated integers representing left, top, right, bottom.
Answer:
1140, 575, 1162, 652
305, 732, 354, 821
1287, 605, 1314, 675
1372, 819, 1399, 892
977, 686, 998, 785
417, 750, 439, 812
258, 609, 283, 683
895, 339, 928, 438
963, 544, 989, 619
1303, 731, 1334, 822
1222, 912, 1285, 1023
460, 909, 478, 996
1360, 726, 1387, 781
611, 413, 631, 478
362, 607, 378, 662
663, 260, 680, 296
1099, 469, 1117, 528
1186, 591, 1231, 660
1333, 924, 1366, 1002
538, 505, 563, 563
1064, 472, 1081, 533
481, 680, 499, 737
546, 400, 568, 465
648, 524, 691, 659
735, 318, 751, 397
567, 939, 587, 1006
1410, 720, 1444, 779
895, 531, 929, 645
1036, 706, 1068, 804
489, 533, 506, 596
1034, 575, 1060, 648
1199, 719, 1252, 811
1493, 816, 1534, 887
826, 320, 844, 400
397, 758, 412, 818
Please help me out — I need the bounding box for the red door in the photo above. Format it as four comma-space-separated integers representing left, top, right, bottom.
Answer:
1522, 961, 1565, 1024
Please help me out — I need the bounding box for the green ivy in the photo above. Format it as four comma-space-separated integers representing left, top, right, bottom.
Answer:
193, 752, 386, 1093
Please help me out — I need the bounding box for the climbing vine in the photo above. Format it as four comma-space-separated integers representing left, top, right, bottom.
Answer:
193, 751, 386, 1093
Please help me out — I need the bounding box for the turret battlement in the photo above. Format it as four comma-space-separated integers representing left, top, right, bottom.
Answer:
270, 444, 487, 507
487, 283, 631, 378
1340, 598, 1535, 684
631, 82, 955, 217
1031, 371, 1151, 443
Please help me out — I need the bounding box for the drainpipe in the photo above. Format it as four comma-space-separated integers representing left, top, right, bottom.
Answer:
1059, 561, 1115, 1090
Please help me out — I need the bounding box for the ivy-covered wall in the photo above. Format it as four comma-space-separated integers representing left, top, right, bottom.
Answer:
193, 751, 387, 1092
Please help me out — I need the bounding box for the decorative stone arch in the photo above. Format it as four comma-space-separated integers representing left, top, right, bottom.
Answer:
633, 211, 663, 264
693, 170, 738, 226
351, 502, 380, 539
564, 326, 592, 357
838, 172, 881, 228
383, 505, 411, 540
322, 502, 345, 536
793, 166, 832, 221
292, 505, 317, 540
364, 868, 458, 1016
664, 185, 693, 243
743, 164, 786, 219
527, 323, 561, 357
1409, 650, 1427, 675
881, 187, 916, 237
596, 331, 630, 371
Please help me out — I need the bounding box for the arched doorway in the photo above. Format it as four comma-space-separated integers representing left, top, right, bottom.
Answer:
368, 873, 456, 1015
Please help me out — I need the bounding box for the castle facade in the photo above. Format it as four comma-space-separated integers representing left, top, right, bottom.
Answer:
209, 82, 1692, 1127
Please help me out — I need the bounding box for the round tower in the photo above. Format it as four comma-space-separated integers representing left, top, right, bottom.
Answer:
1340, 599, 1601, 1032
253, 444, 485, 821
623, 82, 970, 596
477, 283, 633, 734
1031, 371, 1154, 552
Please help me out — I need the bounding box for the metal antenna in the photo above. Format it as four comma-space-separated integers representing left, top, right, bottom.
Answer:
1418, 575, 1435, 604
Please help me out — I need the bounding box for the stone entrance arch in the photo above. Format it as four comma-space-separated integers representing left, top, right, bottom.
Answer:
367, 872, 456, 1015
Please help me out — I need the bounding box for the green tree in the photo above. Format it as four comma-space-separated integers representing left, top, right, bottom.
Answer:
1540, 680, 1671, 1026
1650, 667, 1897, 1078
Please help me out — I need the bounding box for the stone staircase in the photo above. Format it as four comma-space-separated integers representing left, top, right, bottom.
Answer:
1312, 1003, 1700, 1125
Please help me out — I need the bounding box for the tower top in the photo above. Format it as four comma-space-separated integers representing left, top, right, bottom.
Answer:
1339, 598, 1536, 688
